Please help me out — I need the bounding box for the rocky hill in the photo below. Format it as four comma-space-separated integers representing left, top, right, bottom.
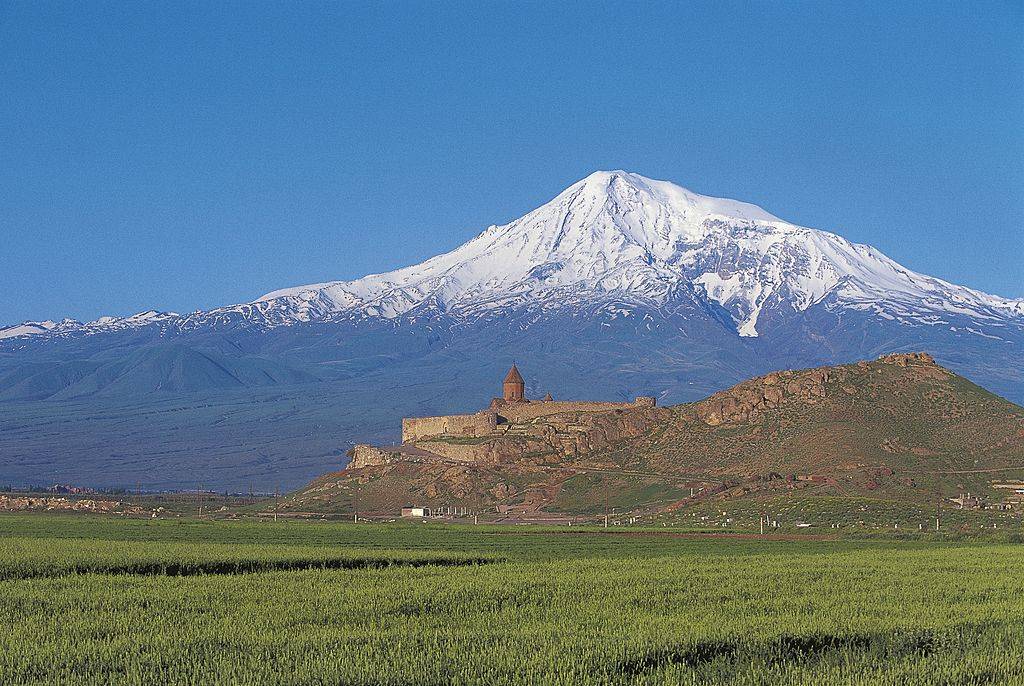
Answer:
612, 353, 1024, 495
285, 353, 1024, 518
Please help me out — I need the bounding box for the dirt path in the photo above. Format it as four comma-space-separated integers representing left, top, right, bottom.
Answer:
921, 466, 1024, 475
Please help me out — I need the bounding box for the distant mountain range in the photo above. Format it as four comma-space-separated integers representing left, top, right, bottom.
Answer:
2, 171, 1021, 490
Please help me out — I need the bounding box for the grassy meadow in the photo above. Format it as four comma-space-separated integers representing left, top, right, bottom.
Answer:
1, 515, 1022, 685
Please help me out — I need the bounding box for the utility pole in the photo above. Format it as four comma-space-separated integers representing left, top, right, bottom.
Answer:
935, 480, 941, 532
274, 485, 280, 523
352, 486, 358, 524
604, 476, 610, 529
197, 484, 202, 518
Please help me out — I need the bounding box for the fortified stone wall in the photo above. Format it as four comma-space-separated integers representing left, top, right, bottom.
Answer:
401, 411, 498, 443
413, 405, 667, 465
353, 402, 669, 471
350, 445, 404, 468
414, 435, 554, 466
411, 440, 488, 464
494, 398, 656, 423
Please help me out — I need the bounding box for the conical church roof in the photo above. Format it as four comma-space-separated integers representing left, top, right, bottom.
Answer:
503, 364, 524, 384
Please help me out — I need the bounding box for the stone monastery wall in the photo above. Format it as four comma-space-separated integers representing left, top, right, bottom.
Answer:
402, 411, 498, 443
496, 397, 656, 423
401, 398, 658, 443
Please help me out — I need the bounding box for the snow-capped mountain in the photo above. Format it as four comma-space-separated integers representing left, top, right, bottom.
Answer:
2, 171, 1021, 490
8, 171, 1018, 342
243, 170, 1023, 337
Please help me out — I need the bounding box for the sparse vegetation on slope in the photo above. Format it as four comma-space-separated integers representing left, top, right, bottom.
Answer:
621, 353, 1024, 483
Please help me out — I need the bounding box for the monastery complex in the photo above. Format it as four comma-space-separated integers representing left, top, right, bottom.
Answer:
350, 365, 660, 469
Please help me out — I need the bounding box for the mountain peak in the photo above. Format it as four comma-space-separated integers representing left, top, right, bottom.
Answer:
568, 170, 782, 227
576, 169, 655, 194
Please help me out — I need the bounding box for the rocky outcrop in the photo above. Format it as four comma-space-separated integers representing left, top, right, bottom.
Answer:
0, 495, 122, 512
349, 445, 394, 468
695, 367, 833, 426
880, 351, 934, 366
694, 353, 940, 426
533, 406, 668, 457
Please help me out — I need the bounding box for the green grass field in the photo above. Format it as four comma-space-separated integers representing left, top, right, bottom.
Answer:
2, 515, 1022, 685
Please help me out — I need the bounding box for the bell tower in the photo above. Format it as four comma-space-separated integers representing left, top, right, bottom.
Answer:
502, 364, 525, 402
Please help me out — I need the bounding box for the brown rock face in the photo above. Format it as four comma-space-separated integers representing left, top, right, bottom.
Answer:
489, 482, 516, 499
350, 445, 401, 468
880, 351, 935, 367
694, 352, 944, 427
696, 367, 834, 426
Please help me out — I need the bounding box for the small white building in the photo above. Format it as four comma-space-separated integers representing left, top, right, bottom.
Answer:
401, 506, 430, 518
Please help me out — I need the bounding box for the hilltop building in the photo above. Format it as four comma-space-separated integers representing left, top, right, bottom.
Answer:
351, 364, 660, 468
400, 364, 656, 443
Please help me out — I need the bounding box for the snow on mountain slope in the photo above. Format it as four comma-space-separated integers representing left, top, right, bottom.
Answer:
3, 171, 1022, 341
248, 170, 1023, 337
0, 312, 179, 341
0, 320, 60, 340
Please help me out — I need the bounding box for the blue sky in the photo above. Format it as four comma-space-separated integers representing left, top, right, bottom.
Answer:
1, 1, 1022, 323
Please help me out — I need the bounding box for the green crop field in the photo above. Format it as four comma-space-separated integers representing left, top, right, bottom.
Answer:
1, 515, 1022, 685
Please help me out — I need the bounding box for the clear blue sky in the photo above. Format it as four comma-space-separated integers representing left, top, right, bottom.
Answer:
2, 1, 1022, 324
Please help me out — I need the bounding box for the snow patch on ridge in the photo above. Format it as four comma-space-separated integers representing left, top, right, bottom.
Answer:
0, 320, 60, 340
